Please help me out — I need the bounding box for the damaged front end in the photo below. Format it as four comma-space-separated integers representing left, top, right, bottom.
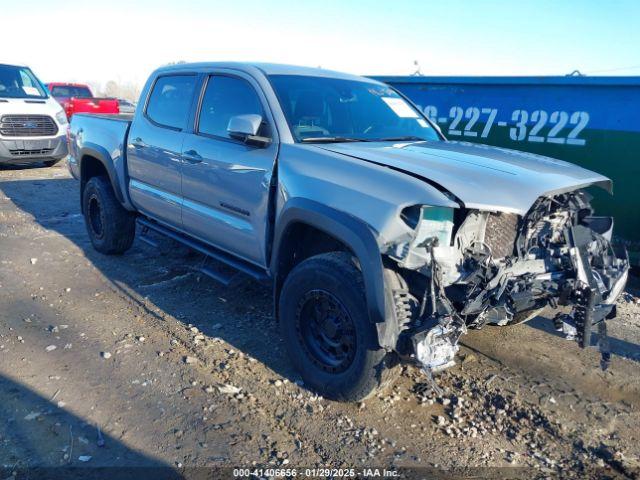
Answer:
386, 190, 629, 374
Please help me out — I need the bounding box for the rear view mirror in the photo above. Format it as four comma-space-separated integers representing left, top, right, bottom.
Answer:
227, 114, 271, 147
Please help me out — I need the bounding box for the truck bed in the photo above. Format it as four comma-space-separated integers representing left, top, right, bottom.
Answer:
65, 97, 120, 119
74, 113, 134, 122
68, 113, 133, 198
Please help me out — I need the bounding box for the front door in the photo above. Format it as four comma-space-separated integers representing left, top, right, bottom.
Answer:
180, 73, 277, 267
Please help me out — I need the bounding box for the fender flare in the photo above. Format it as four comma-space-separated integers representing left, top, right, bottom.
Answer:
272, 198, 394, 349
79, 144, 126, 206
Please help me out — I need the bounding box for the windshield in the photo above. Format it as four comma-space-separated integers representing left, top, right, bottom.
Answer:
0, 65, 48, 99
268, 75, 440, 143
50, 85, 92, 98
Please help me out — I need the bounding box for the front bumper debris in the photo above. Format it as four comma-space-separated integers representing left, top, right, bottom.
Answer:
552, 225, 629, 369
394, 192, 629, 376
413, 324, 462, 372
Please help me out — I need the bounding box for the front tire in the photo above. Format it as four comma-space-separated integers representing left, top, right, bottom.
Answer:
279, 252, 398, 401
83, 176, 136, 254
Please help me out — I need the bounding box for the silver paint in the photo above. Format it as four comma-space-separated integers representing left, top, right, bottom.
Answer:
69, 62, 615, 270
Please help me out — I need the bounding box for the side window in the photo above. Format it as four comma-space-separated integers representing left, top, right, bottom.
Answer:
198, 76, 265, 139
19, 70, 37, 88
146, 75, 196, 130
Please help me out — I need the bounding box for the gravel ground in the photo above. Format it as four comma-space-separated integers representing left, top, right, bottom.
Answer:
1, 161, 639, 479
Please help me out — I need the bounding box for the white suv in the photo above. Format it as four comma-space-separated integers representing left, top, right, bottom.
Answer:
0, 63, 68, 167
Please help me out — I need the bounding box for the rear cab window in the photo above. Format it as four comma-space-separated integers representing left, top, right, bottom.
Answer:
145, 75, 196, 130
50, 86, 92, 98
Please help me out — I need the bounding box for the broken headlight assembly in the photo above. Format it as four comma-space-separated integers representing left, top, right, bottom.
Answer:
394, 205, 456, 270
388, 192, 629, 376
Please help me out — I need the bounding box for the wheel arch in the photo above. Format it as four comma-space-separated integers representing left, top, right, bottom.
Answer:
78, 146, 126, 212
271, 198, 392, 348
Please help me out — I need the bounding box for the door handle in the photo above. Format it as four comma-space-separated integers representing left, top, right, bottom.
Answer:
183, 149, 203, 163
131, 137, 146, 148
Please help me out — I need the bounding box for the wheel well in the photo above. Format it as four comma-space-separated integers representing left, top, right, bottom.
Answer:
80, 155, 109, 211
274, 222, 353, 315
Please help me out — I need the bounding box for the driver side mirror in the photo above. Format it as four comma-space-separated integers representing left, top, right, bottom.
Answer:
227, 114, 271, 147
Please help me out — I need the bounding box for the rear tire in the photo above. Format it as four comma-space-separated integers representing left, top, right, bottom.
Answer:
82, 176, 135, 254
279, 252, 399, 401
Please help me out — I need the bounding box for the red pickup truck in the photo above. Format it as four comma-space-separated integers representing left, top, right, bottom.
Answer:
46, 83, 119, 120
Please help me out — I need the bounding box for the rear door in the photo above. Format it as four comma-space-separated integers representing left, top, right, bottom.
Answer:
180, 72, 278, 267
127, 74, 197, 226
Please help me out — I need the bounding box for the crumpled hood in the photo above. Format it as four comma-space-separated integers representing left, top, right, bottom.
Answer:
316, 140, 611, 215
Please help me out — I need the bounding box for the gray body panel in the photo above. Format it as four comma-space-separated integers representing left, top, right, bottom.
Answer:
275, 143, 457, 247
67, 114, 134, 209
67, 60, 615, 265
179, 68, 279, 266
67, 62, 618, 351
315, 141, 611, 215
127, 116, 185, 227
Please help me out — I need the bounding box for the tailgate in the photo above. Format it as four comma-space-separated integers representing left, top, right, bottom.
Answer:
67, 98, 120, 117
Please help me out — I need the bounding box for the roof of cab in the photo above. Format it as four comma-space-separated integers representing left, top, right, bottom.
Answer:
153, 62, 380, 83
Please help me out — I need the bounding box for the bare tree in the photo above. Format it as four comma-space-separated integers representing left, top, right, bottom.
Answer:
98, 81, 141, 102
104, 81, 119, 98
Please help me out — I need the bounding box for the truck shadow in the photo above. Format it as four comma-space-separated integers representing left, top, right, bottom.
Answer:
0, 162, 56, 172
524, 315, 640, 363
0, 374, 179, 479
0, 176, 299, 385
1, 175, 637, 392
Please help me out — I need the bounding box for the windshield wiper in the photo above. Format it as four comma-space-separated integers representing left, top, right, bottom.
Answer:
373, 136, 427, 142
300, 136, 370, 143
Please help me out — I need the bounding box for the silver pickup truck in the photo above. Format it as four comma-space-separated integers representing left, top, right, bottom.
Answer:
68, 62, 629, 401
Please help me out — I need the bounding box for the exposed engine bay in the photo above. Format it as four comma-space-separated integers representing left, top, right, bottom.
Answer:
387, 189, 629, 374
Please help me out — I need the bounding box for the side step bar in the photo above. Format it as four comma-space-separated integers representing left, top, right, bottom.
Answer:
137, 217, 270, 283
199, 266, 235, 287
138, 234, 160, 249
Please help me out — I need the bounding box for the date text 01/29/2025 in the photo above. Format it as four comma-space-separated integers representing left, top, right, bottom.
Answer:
233, 467, 399, 477
420, 104, 590, 146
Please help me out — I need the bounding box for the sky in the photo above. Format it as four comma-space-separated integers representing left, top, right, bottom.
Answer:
2, 0, 639, 91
